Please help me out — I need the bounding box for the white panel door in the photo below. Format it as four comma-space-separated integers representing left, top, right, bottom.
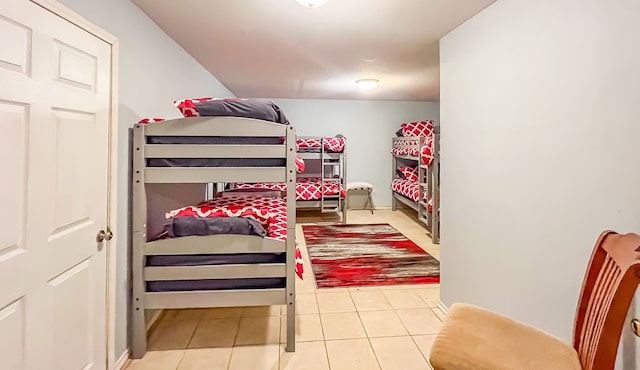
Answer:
0, 1, 111, 369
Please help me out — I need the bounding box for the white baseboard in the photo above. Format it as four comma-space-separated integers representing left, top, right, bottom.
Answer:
430, 300, 448, 322
113, 310, 163, 369
114, 349, 130, 370
437, 300, 448, 314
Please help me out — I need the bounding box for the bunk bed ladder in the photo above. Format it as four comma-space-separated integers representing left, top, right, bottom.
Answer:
320, 137, 340, 213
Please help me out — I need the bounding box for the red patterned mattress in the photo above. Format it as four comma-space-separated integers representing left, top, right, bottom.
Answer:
391, 179, 433, 212
235, 177, 346, 200
166, 196, 303, 278
297, 137, 346, 153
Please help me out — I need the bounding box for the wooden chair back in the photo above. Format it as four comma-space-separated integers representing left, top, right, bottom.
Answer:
574, 231, 640, 369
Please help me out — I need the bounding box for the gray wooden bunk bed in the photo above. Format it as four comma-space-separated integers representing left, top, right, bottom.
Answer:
131, 117, 297, 358
232, 135, 348, 223
296, 135, 347, 223
391, 131, 440, 243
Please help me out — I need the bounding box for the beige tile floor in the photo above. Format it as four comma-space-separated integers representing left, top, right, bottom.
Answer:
126, 208, 441, 370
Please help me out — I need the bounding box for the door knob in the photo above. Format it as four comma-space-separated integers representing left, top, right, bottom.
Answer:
96, 230, 107, 243
631, 319, 640, 337
96, 228, 113, 243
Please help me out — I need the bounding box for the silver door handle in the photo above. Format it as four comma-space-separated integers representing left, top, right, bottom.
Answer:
96, 228, 114, 243
631, 319, 640, 337
96, 230, 107, 243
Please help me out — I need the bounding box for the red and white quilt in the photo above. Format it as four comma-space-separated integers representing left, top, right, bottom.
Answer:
392, 179, 422, 202
297, 137, 346, 153
391, 139, 420, 157
166, 196, 303, 279
235, 177, 346, 200
391, 179, 433, 212
391, 135, 435, 167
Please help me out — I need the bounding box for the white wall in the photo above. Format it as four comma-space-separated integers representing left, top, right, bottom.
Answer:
272, 99, 440, 207
56, 0, 233, 359
440, 0, 640, 359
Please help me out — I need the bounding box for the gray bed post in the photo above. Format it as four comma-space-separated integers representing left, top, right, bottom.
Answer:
423, 135, 433, 233
342, 139, 347, 224
131, 124, 148, 358
391, 138, 397, 211
432, 133, 440, 244
285, 125, 297, 352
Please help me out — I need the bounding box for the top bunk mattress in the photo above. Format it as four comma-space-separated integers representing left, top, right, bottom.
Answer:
175, 98, 289, 124
297, 137, 346, 153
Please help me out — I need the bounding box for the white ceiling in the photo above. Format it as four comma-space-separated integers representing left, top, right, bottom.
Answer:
133, 0, 495, 101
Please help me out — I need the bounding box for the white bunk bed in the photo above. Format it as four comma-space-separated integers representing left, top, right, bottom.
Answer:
131, 117, 297, 358
391, 131, 440, 243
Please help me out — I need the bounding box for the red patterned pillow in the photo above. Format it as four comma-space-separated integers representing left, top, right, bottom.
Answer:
174, 97, 218, 117
401, 120, 435, 137
421, 135, 434, 166
399, 166, 418, 183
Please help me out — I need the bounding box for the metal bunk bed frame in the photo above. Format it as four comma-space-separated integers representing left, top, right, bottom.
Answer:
391, 132, 440, 244
296, 136, 347, 224
131, 117, 297, 358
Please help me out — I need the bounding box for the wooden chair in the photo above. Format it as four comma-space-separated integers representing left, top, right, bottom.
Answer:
429, 231, 640, 370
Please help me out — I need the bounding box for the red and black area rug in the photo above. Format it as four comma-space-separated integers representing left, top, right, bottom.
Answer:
302, 223, 440, 288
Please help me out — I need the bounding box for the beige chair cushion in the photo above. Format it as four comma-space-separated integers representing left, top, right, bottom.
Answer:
347, 181, 373, 190
429, 303, 582, 370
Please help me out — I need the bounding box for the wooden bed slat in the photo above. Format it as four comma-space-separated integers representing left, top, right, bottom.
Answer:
144, 235, 286, 255
144, 288, 286, 309
145, 144, 286, 159
144, 264, 287, 281
144, 167, 286, 183
393, 192, 420, 212
140, 117, 287, 136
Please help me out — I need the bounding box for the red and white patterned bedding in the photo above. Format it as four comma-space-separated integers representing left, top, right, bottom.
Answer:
391, 179, 433, 212
166, 196, 303, 278
234, 177, 346, 200
391, 136, 435, 166
297, 137, 346, 153
391, 139, 420, 157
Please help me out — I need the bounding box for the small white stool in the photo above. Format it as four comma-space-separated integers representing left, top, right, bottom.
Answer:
347, 181, 374, 214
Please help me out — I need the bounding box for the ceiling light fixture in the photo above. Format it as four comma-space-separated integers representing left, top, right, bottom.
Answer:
295, 0, 328, 7
356, 78, 379, 91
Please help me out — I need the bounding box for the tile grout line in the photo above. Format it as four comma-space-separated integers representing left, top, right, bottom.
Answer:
315, 292, 333, 370
350, 290, 383, 370
410, 335, 434, 369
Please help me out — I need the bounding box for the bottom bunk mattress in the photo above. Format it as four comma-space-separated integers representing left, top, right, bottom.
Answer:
166, 196, 289, 239
146, 196, 303, 292
391, 179, 433, 212
234, 177, 346, 200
